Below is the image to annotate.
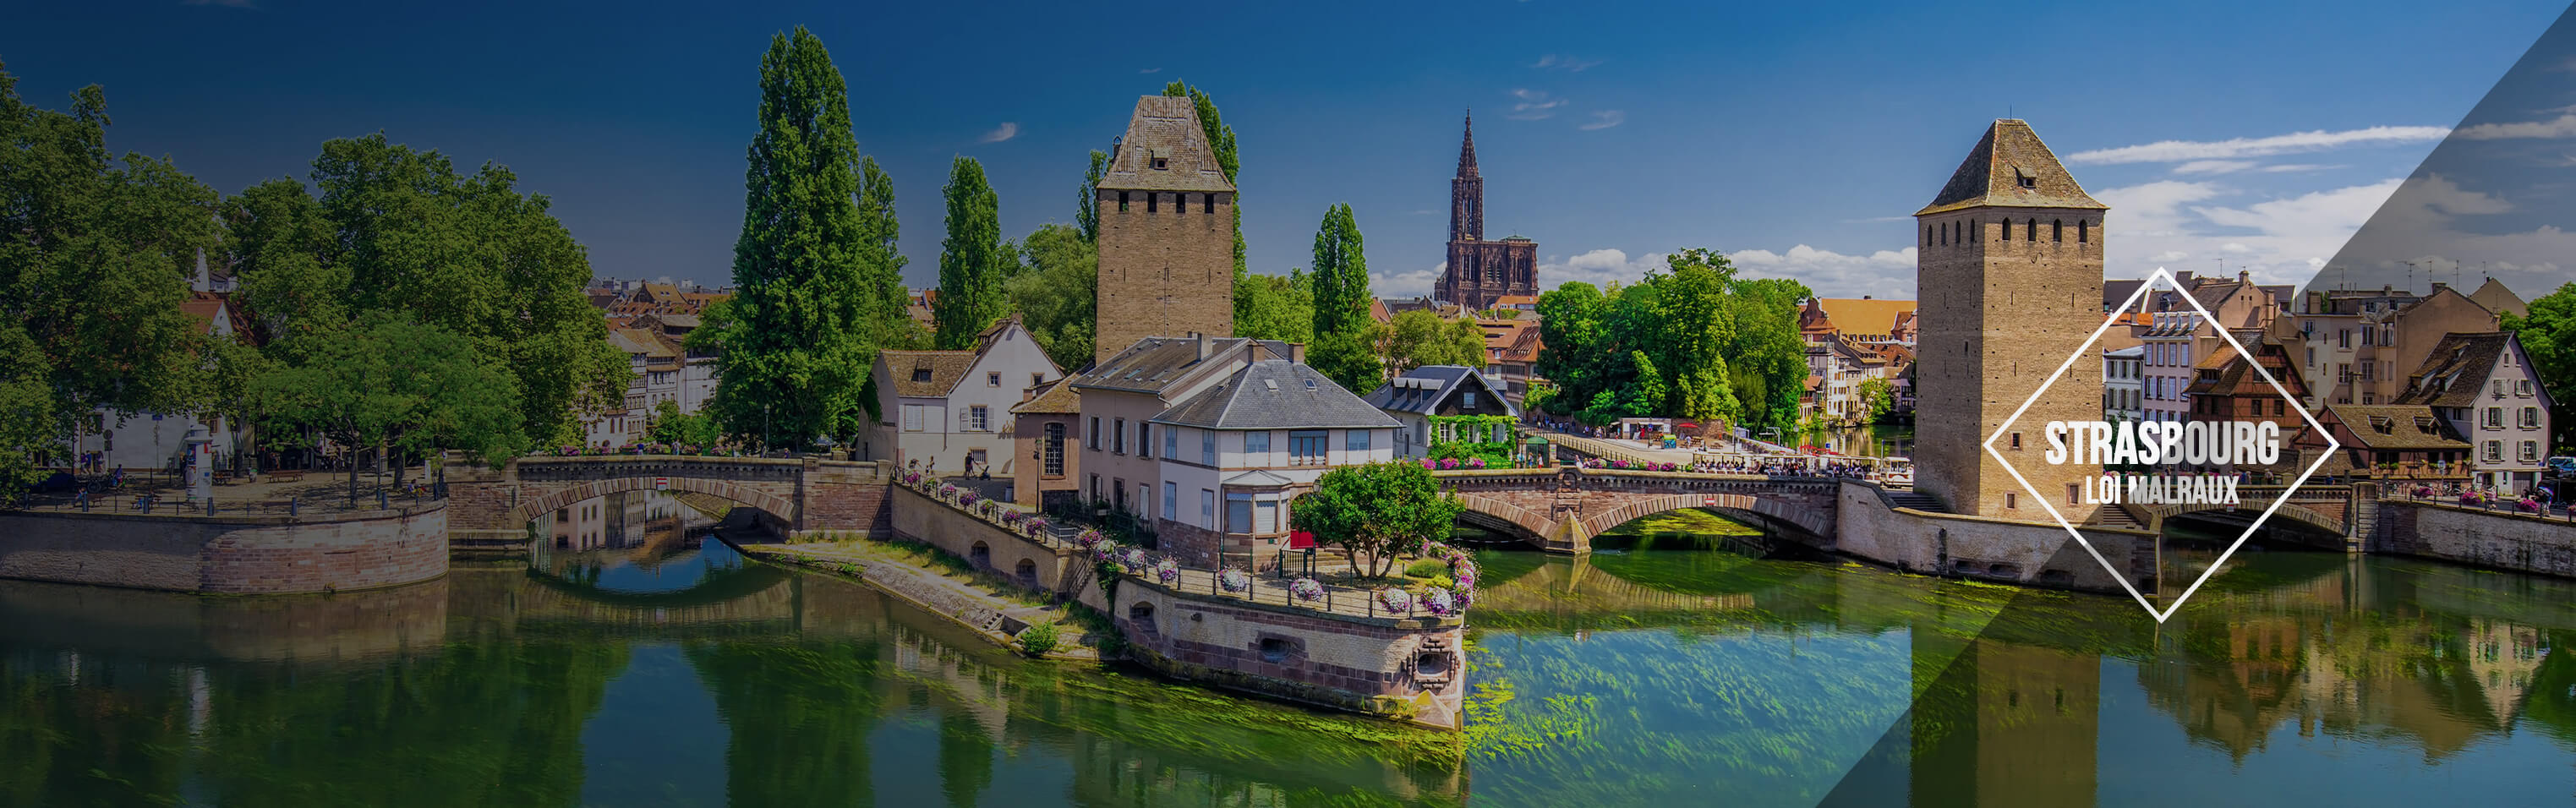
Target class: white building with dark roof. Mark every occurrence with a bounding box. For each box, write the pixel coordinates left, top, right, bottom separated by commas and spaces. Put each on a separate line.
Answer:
1362, 365, 1518, 458
2394, 331, 2552, 491
1148, 359, 1400, 569
869, 316, 1062, 472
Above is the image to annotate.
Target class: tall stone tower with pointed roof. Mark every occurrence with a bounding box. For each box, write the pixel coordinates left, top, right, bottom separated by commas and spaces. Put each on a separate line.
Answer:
1914, 119, 2106, 520
1438, 112, 1539, 311
1094, 96, 1238, 365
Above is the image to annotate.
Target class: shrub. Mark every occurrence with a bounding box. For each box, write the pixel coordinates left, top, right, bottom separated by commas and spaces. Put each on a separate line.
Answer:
1018, 622, 1060, 656
1403, 559, 1449, 579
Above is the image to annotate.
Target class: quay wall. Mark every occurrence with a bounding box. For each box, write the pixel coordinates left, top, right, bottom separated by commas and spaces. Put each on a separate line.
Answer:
883, 483, 1465, 728
0, 503, 449, 594
1835, 481, 2148, 593
2375, 500, 2576, 577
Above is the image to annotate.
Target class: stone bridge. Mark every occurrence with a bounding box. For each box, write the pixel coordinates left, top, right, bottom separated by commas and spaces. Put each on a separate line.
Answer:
1433, 468, 1840, 554
443, 454, 892, 542
2119, 483, 2369, 549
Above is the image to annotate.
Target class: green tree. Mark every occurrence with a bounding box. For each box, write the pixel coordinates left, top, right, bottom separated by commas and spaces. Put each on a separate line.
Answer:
708, 27, 886, 449
645, 400, 720, 447
1007, 223, 1097, 371
857, 156, 917, 349
1857, 376, 1896, 423
1309, 204, 1370, 338
1234, 270, 1315, 345
1289, 461, 1465, 579
253, 314, 522, 500
0, 64, 228, 494
935, 156, 1009, 349
1309, 325, 1389, 396
1075, 149, 1108, 243
1387, 310, 1489, 371
2504, 284, 2576, 452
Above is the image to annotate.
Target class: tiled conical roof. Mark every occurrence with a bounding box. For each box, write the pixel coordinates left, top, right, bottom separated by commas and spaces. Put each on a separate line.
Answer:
1917, 119, 2106, 216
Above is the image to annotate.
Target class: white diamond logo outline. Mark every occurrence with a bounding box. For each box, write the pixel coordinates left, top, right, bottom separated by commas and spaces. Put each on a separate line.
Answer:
1978, 266, 2341, 623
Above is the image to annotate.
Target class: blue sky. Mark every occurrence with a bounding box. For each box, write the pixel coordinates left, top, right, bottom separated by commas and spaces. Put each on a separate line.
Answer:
6, 0, 2567, 298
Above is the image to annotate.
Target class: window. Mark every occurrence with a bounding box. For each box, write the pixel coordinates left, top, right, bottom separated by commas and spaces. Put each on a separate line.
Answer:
2005, 492, 2018, 509
2002, 219, 2012, 241
1162, 482, 1176, 520
1088, 417, 1100, 450
2009, 432, 2023, 450
1227, 493, 1252, 534
2487, 407, 2504, 429
2026, 218, 2037, 241
1175, 193, 1188, 214
2524, 441, 2540, 462
1043, 423, 1064, 476
968, 406, 989, 431
2016, 172, 2037, 189
1031, 373, 1045, 388
2526, 407, 2542, 429
1289, 430, 1328, 465
1117, 191, 1129, 212
2272, 400, 2284, 417
1138, 423, 1151, 458
1204, 194, 1215, 215
1200, 489, 1215, 529
2066, 483, 2081, 505
2488, 441, 2504, 461
1256, 499, 1278, 532
1463, 390, 1477, 410
987, 372, 1001, 387
1113, 418, 1125, 454
2053, 219, 2063, 242
903, 404, 925, 432
1201, 431, 1216, 466
2078, 220, 2088, 243
1245, 430, 1270, 455
1163, 427, 1178, 458
2519, 379, 2535, 396
1151, 156, 1168, 170
1147, 192, 1158, 213
912, 368, 933, 382
1347, 430, 1372, 452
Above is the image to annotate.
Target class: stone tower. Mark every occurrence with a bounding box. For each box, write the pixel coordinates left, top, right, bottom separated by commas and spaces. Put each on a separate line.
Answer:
1437, 112, 1539, 311
1095, 96, 1237, 365
1913, 120, 2105, 520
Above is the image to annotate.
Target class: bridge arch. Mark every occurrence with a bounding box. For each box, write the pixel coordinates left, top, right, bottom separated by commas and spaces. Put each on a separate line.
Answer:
1454, 494, 1556, 543
1578, 493, 1836, 543
505, 475, 799, 529
2133, 499, 2346, 538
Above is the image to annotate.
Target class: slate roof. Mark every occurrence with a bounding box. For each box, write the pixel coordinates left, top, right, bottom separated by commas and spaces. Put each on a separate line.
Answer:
1098, 96, 1235, 194
2470, 278, 2529, 319
1151, 360, 1402, 431
1362, 365, 1520, 418
1074, 336, 1289, 395
2327, 404, 2469, 450
1917, 119, 2107, 216
1011, 376, 1082, 416
2394, 332, 2512, 408
880, 349, 978, 397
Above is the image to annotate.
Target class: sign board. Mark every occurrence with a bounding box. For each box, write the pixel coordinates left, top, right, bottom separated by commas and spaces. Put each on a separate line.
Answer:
654, 477, 670, 490
1703, 496, 1717, 507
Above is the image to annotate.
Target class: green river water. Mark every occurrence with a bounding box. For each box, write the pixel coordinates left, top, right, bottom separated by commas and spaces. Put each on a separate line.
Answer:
8, 525, 2576, 806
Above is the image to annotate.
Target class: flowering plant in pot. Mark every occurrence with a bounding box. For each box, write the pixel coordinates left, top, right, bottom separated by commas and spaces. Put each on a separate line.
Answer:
2519, 497, 2545, 513
1218, 567, 1252, 593
1118, 547, 1149, 573
1419, 587, 1459, 616
1153, 559, 1181, 585
1075, 529, 1105, 549
1289, 576, 1326, 601
1376, 587, 1414, 613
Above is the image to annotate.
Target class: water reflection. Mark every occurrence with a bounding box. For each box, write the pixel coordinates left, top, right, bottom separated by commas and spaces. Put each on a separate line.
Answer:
7, 528, 2576, 805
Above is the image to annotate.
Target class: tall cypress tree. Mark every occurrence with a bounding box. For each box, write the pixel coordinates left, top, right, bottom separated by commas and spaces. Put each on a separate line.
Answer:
711, 26, 878, 449
1310, 203, 1369, 336
934, 156, 1008, 349
856, 156, 912, 347
1075, 149, 1108, 243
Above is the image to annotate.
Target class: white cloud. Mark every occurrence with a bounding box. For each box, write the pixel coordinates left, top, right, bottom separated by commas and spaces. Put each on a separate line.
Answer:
1729, 245, 1918, 298
2174, 160, 2257, 175
1139, 67, 1162, 74
1371, 263, 1447, 298
2097, 178, 2400, 285
1507, 88, 1566, 120
2093, 180, 2223, 238
1579, 110, 1624, 130
2260, 163, 2339, 172
977, 122, 1019, 143
1532, 53, 1601, 72
2455, 113, 2576, 139
2066, 125, 2448, 165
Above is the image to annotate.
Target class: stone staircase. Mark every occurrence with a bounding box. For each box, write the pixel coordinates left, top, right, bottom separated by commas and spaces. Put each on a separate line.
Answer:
2092, 504, 2147, 530
1884, 490, 1946, 513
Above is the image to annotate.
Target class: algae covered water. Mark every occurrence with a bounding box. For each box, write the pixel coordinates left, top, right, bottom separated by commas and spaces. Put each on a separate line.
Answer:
7, 532, 2576, 805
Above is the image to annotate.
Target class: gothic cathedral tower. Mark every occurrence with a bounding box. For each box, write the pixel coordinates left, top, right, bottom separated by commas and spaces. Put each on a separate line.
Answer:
1094, 96, 1237, 365
1913, 120, 2105, 520
1438, 112, 1538, 311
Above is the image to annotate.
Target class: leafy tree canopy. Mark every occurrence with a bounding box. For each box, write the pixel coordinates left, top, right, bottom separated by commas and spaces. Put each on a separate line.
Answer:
1289, 461, 1464, 578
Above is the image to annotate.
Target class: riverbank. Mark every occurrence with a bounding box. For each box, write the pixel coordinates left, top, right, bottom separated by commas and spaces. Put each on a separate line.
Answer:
730, 537, 1105, 662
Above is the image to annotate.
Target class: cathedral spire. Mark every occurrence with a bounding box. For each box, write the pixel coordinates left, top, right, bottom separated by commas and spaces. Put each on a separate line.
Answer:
1457, 110, 1479, 177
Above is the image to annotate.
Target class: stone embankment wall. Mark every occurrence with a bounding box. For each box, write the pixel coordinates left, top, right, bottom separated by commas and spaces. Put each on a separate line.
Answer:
0, 504, 449, 594
885, 486, 1466, 729
1835, 481, 2148, 593
2375, 500, 2576, 577
1113, 581, 1467, 729
0, 575, 448, 663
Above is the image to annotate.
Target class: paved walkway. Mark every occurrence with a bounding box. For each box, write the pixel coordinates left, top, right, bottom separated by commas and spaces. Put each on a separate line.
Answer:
741, 540, 1097, 660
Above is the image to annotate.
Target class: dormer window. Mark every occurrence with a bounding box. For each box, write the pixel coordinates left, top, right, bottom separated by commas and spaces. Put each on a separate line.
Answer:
1151, 157, 1168, 170
912, 368, 933, 383
2015, 170, 2037, 189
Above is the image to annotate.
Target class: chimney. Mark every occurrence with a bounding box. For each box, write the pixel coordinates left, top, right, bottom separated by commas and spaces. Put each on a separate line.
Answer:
1289, 341, 1307, 364
1196, 331, 1211, 360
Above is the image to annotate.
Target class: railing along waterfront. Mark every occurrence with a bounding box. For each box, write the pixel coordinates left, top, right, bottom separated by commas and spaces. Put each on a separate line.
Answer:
900, 474, 1464, 622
